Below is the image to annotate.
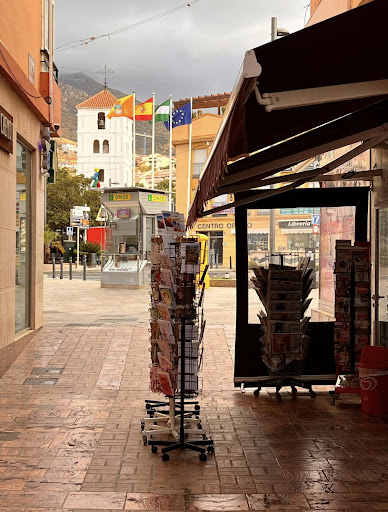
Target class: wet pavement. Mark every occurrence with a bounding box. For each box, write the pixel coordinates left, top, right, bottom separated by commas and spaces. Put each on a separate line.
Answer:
0, 321, 386, 511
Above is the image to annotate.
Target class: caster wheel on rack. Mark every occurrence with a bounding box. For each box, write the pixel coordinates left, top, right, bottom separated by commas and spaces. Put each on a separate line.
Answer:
291, 386, 297, 398
195, 405, 200, 411
162, 453, 170, 461
149, 413, 154, 418
309, 389, 316, 399
199, 453, 207, 461
276, 392, 281, 403
151, 445, 158, 454
207, 445, 215, 453
145, 403, 151, 410
198, 422, 203, 429
254, 387, 261, 397
142, 435, 147, 445
202, 434, 208, 440
140, 422, 145, 431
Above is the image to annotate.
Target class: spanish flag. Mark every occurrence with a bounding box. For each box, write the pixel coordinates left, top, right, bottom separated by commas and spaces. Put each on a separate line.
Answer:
135, 97, 153, 120
107, 95, 134, 119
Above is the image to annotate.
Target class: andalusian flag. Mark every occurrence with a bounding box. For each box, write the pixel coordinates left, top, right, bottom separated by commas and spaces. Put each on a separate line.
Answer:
107, 95, 134, 119
135, 97, 153, 120
154, 99, 170, 122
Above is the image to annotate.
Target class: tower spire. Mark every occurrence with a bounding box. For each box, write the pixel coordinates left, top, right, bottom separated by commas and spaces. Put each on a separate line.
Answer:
97, 64, 113, 90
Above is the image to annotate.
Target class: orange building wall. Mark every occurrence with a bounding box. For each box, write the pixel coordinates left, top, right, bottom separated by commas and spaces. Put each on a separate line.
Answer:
0, 0, 42, 87
309, 0, 375, 25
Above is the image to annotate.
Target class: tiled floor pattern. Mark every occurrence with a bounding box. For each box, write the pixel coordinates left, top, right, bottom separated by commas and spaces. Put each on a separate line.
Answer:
0, 325, 386, 510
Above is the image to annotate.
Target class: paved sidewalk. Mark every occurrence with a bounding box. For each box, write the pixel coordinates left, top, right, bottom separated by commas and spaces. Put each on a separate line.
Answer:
0, 321, 387, 510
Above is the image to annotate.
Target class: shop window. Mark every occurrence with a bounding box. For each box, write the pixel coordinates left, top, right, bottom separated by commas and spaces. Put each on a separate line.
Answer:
103, 140, 109, 153
93, 140, 100, 153
16, 141, 31, 334
98, 112, 105, 129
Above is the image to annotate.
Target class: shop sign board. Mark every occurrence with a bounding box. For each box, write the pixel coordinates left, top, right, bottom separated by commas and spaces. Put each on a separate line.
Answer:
139, 191, 168, 214
0, 106, 13, 154
109, 193, 131, 201
280, 208, 313, 215
148, 194, 167, 203
212, 202, 235, 214
278, 219, 312, 230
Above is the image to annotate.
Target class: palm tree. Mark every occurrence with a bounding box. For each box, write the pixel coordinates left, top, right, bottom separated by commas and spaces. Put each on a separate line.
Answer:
44, 227, 65, 263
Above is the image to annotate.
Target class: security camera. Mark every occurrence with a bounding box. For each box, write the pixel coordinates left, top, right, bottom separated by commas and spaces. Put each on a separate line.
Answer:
54, 123, 61, 131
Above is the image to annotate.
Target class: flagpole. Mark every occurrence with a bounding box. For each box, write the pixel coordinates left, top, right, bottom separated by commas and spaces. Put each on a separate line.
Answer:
151, 92, 155, 189
169, 95, 173, 210
132, 91, 136, 186
186, 97, 193, 221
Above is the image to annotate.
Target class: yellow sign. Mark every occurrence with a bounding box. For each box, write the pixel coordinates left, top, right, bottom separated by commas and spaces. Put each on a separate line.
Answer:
109, 193, 131, 201
148, 194, 167, 203
20, 193, 26, 201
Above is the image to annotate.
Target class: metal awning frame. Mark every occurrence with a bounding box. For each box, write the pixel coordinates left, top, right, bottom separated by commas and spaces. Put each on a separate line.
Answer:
199, 130, 388, 217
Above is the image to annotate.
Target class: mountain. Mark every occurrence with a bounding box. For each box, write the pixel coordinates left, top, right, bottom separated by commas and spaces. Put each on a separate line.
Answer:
58, 72, 171, 155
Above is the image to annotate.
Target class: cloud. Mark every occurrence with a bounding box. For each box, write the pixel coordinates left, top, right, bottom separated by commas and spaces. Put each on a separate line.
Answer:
55, 0, 308, 100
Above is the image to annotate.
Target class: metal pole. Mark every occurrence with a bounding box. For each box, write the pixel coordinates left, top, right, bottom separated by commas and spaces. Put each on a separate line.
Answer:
269, 17, 277, 260
168, 95, 173, 210
52, 254, 55, 278
230, 255, 232, 270
216, 253, 219, 269
83, 254, 87, 281
151, 92, 155, 189
180, 318, 185, 443
60, 257, 63, 279
69, 257, 73, 280
133, 91, 136, 186
77, 226, 80, 268
143, 131, 146, 155
186, 97, 193, 220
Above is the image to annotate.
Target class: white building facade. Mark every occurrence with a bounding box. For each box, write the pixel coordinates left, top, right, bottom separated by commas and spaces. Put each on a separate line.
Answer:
76, 89, 133, 187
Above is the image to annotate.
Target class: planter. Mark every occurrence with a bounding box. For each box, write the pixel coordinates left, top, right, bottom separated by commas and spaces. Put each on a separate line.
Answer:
87, 252, 97, 267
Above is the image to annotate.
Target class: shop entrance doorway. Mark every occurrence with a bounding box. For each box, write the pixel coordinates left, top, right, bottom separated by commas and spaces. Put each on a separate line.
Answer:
375, 206, 388, 348
199, 231, 223, 267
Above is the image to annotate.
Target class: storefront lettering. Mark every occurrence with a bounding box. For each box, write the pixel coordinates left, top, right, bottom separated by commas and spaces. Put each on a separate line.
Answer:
0, 107, 13, 154
197, 221, 253, 230
109, 193, 131, 201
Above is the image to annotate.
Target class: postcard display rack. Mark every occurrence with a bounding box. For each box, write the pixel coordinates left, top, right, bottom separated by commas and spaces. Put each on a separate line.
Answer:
251, 258, 316, 402
330, 240, 371, 404
141, 232, 214, 461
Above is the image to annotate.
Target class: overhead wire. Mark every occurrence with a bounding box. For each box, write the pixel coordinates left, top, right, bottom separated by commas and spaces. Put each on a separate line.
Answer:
55, 1, 201, 53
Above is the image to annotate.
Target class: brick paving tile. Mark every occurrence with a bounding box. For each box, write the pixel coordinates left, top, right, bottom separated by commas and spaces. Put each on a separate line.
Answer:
0, 325, 386, 511
64, 491, 126, 509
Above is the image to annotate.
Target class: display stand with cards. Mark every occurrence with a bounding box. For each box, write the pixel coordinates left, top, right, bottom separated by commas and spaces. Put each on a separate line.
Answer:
141, 213, 213, 461
251, 256, 316, 402
330, 240, 371, 404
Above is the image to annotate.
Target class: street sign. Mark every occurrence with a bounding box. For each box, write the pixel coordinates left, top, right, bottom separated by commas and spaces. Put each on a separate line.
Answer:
312, 214, 320, 225
66, 226, 73, 236
70, 206, 90, 228
313, 224, 320, 235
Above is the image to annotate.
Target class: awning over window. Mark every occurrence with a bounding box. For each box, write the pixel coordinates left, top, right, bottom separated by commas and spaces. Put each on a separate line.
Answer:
188, 0, 388, 227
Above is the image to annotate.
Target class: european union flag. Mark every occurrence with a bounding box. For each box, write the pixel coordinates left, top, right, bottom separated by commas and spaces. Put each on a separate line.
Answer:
165, 101, 192, 130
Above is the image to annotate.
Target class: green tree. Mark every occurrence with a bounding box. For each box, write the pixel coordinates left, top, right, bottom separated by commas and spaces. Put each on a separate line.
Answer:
156, 178, 176, 203
46, 166, 101, 233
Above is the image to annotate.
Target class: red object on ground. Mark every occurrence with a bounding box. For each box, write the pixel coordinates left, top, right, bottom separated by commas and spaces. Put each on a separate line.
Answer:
358, 346, 388, 415
87, 227, 106, 249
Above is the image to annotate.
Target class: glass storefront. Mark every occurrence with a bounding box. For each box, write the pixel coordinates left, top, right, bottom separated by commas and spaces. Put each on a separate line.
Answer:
15, 141, 31, 334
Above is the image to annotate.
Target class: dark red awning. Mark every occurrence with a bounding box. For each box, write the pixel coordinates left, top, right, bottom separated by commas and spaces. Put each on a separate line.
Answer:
188, 0, 388, 226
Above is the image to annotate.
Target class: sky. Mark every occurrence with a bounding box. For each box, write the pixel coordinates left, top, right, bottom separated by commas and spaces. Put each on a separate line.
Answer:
55, 0, 310, 102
